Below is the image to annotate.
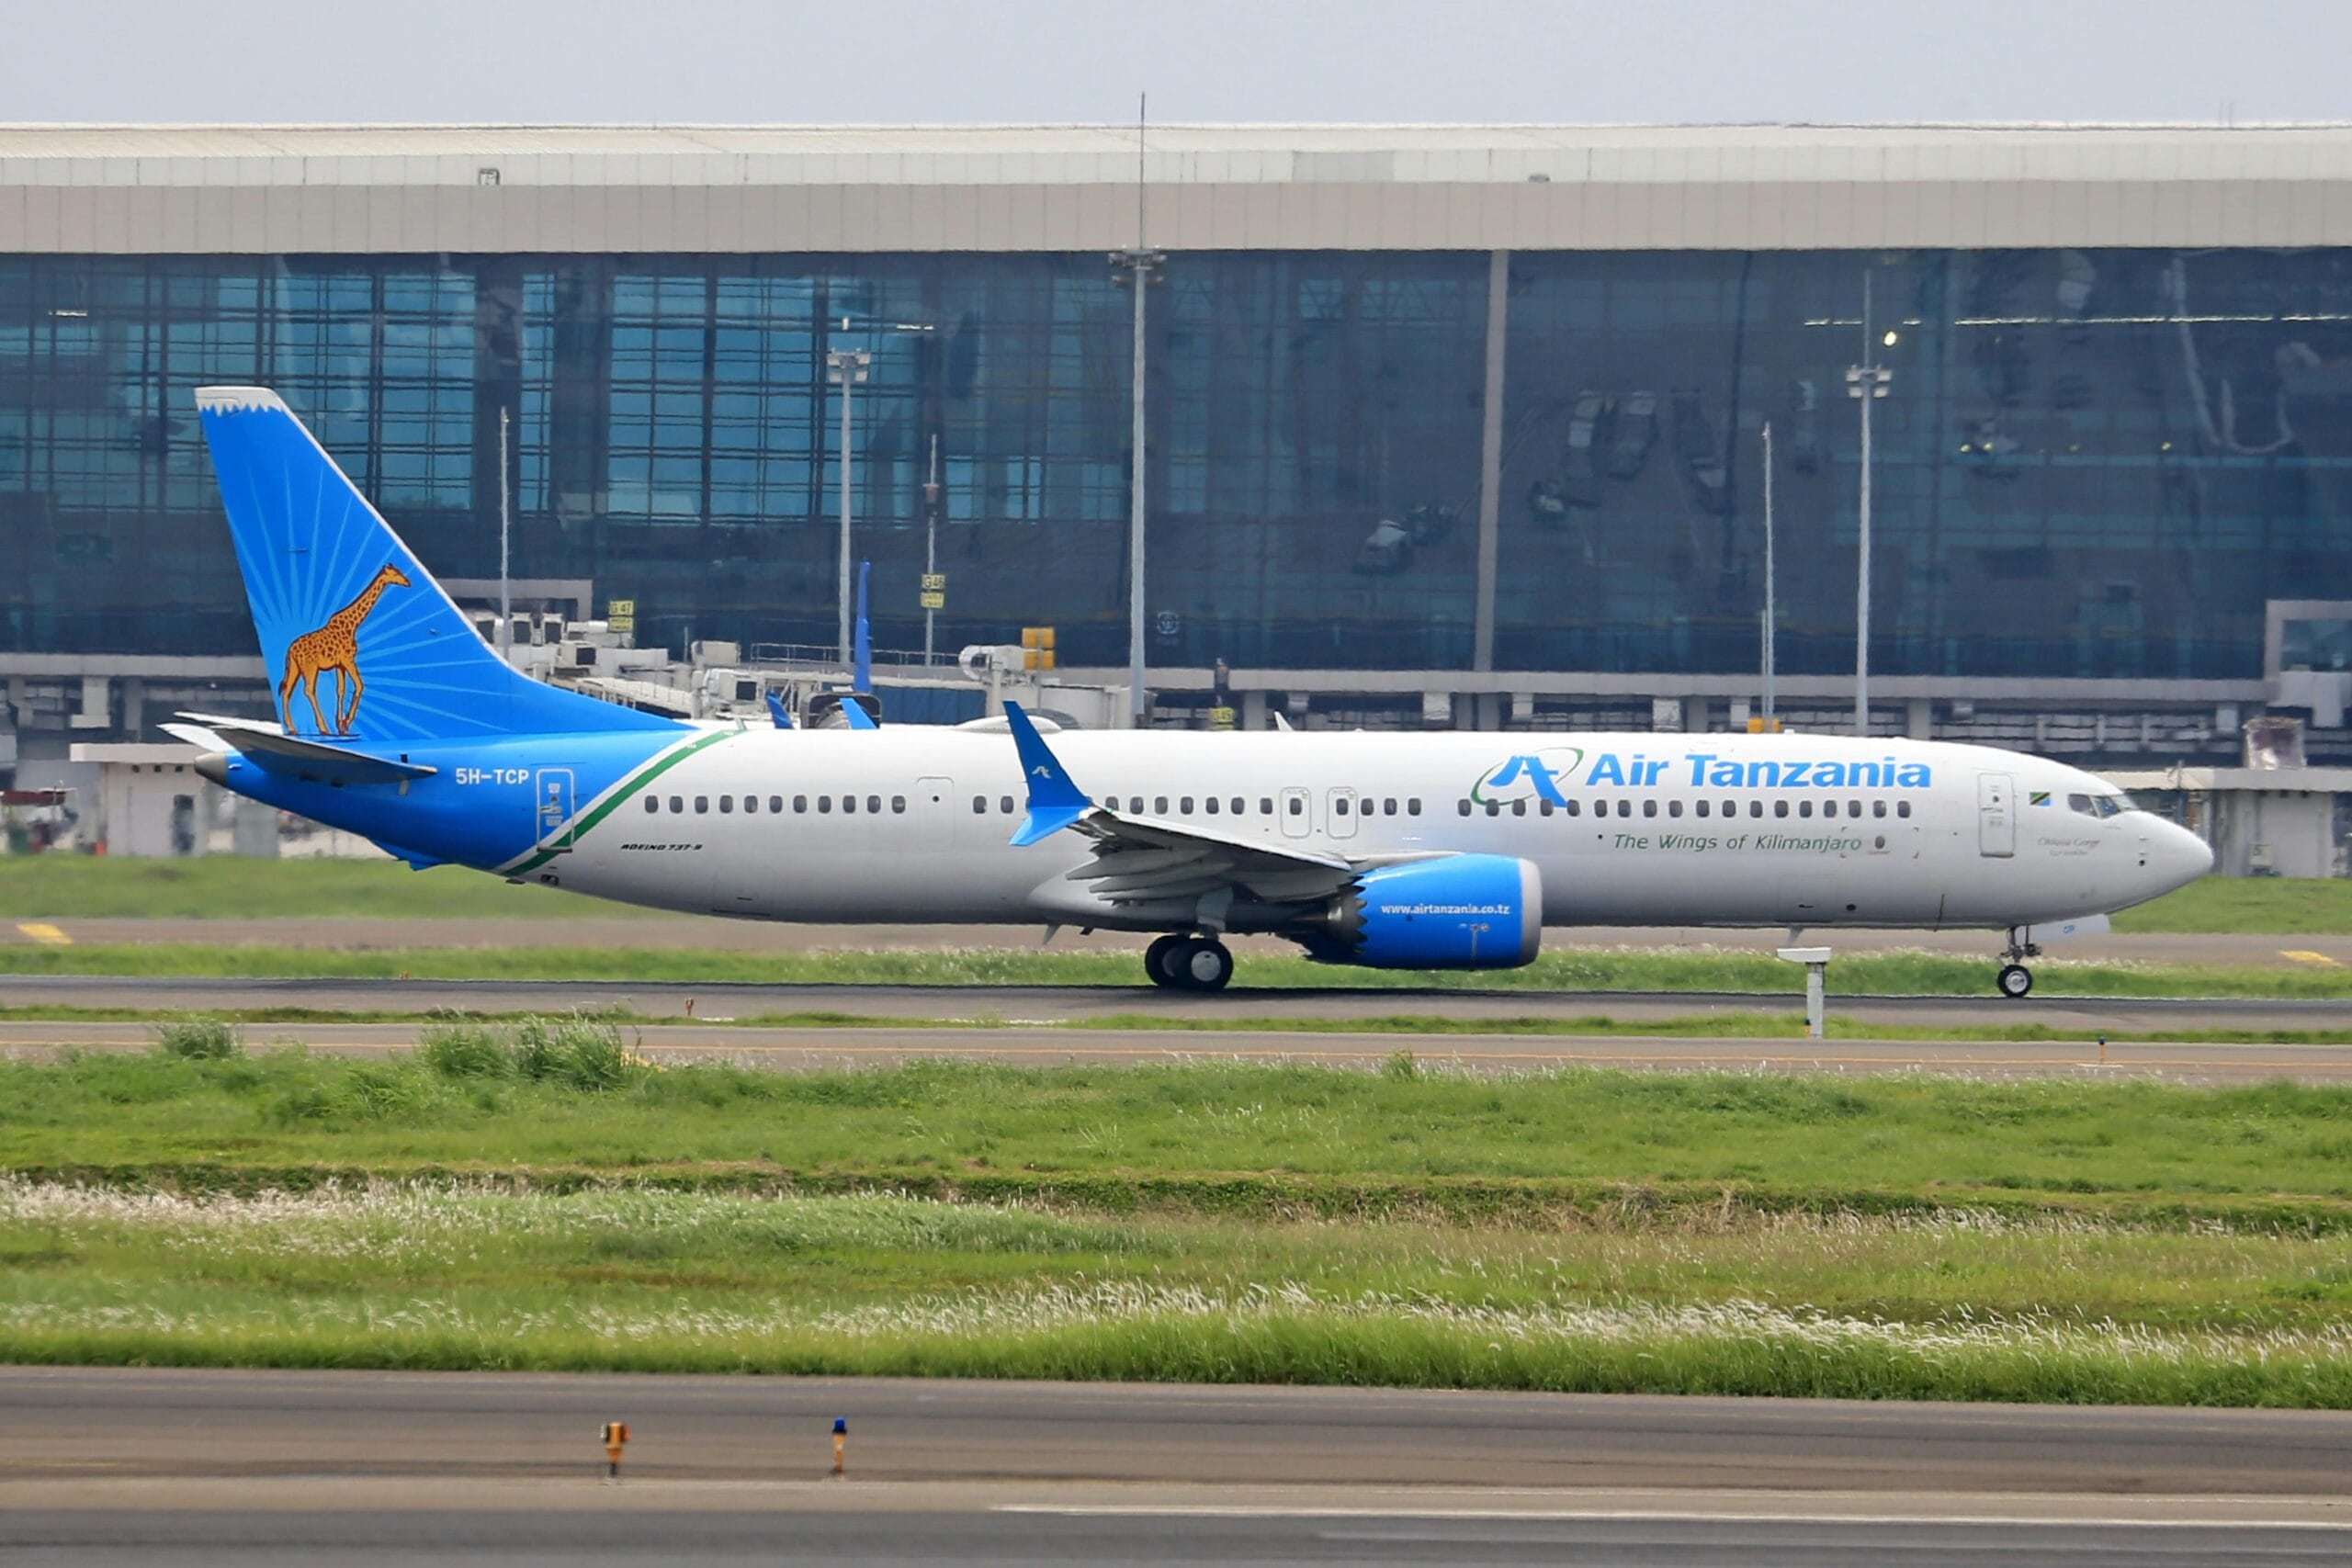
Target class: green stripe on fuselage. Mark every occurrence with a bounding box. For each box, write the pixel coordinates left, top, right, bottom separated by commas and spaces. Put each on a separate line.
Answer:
502, 727, 735, 877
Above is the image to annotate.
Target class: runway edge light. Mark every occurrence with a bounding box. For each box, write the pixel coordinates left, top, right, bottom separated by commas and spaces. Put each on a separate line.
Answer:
601, 1420, 628, 1481
832, 1416, 847, 1477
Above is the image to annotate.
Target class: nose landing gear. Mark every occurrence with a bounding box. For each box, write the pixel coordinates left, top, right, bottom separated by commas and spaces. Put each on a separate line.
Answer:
1144, 932, 1235, 991
1995, 927, 2041, 998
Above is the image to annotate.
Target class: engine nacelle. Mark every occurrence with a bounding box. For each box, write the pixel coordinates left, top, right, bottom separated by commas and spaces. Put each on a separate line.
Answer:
1297, 854, 1543, 970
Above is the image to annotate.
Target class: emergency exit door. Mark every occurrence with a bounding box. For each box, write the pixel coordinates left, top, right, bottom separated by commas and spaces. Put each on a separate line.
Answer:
534, 769, 575, 853
1977, 772, 2015, 858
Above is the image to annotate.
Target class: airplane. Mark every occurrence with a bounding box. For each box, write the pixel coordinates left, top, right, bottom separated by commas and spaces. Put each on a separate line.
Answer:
170, 387, 2213, 998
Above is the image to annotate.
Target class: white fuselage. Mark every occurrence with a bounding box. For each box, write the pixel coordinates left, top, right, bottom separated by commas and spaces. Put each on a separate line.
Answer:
536, 726, 2211, 934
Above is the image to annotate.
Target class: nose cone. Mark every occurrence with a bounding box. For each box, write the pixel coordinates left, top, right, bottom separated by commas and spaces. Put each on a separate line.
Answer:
192, 750, 232, 786
2151, 819, 2214, 892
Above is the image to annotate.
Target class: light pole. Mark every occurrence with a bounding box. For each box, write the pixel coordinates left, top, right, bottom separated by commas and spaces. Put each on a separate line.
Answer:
1845, 270, 1892, 739
826, 344, 872, 669
1111, 244, 1162, 728
921, 433, 940, 667
1759, 420, 1775, 723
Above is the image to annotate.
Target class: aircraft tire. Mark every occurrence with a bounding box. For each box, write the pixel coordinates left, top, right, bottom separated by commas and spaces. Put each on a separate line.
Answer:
1175, 938, 1235, 992
1996, 963, 2033, 999
1144, 934, 1185, 988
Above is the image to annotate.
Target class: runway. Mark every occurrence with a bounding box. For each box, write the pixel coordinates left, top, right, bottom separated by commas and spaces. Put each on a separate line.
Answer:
2, 1369, 2346, 1565
6, 1015, 2352, 1081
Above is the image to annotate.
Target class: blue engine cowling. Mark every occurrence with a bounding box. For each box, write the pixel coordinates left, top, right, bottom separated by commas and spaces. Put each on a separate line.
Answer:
1297, 853, 1543, 970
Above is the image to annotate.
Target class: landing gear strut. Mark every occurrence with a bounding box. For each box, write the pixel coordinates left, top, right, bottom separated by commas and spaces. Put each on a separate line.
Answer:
1145, 933, 1234, 991
1996, 927, 2040, 999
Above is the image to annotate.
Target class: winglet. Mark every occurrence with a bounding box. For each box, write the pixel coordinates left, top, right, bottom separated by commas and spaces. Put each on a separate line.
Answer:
840, 696, 878, 731
764, 690, 795, 729
1003, 701, 1092, 846
852, 558, 872, 694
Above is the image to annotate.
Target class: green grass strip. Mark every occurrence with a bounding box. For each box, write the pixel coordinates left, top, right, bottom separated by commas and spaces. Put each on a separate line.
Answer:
4, 942, 2349, 998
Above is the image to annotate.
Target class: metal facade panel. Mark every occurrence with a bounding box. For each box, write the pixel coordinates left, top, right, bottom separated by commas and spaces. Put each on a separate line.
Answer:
930, 182, 977, 250
1239, 181, 1283, 249
53, 186, 95, 252
838, 183, 881, 248
2014, 179, 2055, 246
1036, 183, 1079, 251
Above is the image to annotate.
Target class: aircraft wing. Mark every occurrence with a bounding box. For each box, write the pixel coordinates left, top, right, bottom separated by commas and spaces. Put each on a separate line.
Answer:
1001, 703, 1359, 910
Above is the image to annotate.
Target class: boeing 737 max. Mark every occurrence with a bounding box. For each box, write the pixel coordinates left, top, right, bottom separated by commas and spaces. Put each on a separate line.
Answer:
172, 388, 2213, 996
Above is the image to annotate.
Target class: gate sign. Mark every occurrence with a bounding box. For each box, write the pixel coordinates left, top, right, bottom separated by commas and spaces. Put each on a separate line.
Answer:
606, 598, 634, 633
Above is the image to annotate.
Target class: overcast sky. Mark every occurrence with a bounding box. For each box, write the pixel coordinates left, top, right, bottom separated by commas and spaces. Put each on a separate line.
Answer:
7, 0, 2346, 126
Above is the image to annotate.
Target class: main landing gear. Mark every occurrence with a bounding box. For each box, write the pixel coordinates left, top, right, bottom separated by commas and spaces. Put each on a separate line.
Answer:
1996, 927, 2041, 999
1145, 932, 1235, 991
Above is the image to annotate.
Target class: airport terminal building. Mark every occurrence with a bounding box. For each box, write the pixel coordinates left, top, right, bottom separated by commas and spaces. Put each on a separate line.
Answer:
4, 122, 2352, 770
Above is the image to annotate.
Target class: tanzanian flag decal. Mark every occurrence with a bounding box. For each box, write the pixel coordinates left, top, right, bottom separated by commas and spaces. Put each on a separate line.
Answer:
2029, 790, 2052, 806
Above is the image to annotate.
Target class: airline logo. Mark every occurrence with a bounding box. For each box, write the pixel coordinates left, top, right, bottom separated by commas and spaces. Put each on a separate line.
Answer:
1471, 748, 1584, 807
1476, 748, 1935, 797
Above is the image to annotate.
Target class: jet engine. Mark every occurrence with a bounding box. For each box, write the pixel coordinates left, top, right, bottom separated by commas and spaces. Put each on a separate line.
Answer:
1296, 854, 1543, 970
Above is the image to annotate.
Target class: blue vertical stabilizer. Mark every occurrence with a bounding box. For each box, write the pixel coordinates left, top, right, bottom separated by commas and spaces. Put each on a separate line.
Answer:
196, 387, 681, 743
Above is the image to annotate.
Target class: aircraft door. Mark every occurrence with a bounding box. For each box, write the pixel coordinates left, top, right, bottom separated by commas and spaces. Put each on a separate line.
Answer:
534, 769, 576, 853
1279, 787, 1310, 840
1977, 772, 2015, 858
914, 775, 956, 851
1326, 786, 1359, 840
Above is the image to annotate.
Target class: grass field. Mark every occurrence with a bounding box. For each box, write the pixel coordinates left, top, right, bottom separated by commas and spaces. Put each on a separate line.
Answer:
5, 858, 2349, 935
6, 940, 2351, 998
6, 1036, 2352, 1403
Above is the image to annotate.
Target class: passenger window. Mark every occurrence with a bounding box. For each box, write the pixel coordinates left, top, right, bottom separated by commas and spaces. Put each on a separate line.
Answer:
1774, 800, 1789, 818
1565, 799, 1580, 818
1486, 800, 1501, 818
1821, 800, 1837, 819
719, 795, 733, 814
1511, 799, 1527, 817
1458, 800, 1472, 817
1748, 800, 1762, 818
668, 795, 683, 814
1204, 796, 1220, 815
794, 795, 807, 813
1804, 800, 1819, 818
1407, 798, 1420, 816
1181, 795, 1195, 814
1618, 801, 1633, 818
1643, 799, 1657, 818
1849, 799, 1861, 818
1157, 796, 1170, 815
1260, 798, 1274, 815
742, 796, 757, 815
770, 796, 783, 814
1873, 800, 1887, 818
695, 795, 709, 814
1001, 795, 1014, 814
644, 796, 658, 814
891, 795, 906, 814
1289, 797, 1304, 816
1695, 800, 1710, 818
1668, 800, 1683, 818
1724, 799, 1736, 818
819, 796, 832, 814
866, 795, 880, 814
973, 795, 987, 814
1539, 798, 1555, 817
1232, 797, 1245, 816
842, 795, 856, 815
1897, 800, 1913, 818
1332, 797, 1347, 816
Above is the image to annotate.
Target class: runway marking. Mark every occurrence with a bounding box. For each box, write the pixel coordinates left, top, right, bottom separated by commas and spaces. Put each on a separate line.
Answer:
998, 1504, 2352, 1529
2282, 950, 2342, 967
15, 922, 70, 946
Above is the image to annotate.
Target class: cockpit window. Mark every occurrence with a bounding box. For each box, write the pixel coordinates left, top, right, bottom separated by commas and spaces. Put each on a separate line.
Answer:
2093, 794, 2134, 818
2067, 793, 2096, 816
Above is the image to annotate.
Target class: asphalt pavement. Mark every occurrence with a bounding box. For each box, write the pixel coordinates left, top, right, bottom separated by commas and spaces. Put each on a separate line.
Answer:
2, 1370, 2346, 1566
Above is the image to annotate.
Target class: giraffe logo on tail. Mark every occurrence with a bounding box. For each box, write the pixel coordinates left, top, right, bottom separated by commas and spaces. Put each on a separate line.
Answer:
279, 563, 411, 734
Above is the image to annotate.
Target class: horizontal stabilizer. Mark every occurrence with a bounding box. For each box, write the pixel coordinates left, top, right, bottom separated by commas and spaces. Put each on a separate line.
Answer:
171, 710, 436, 785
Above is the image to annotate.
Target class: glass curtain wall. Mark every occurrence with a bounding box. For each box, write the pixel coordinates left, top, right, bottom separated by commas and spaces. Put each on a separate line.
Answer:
1, 248, 2347, 679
